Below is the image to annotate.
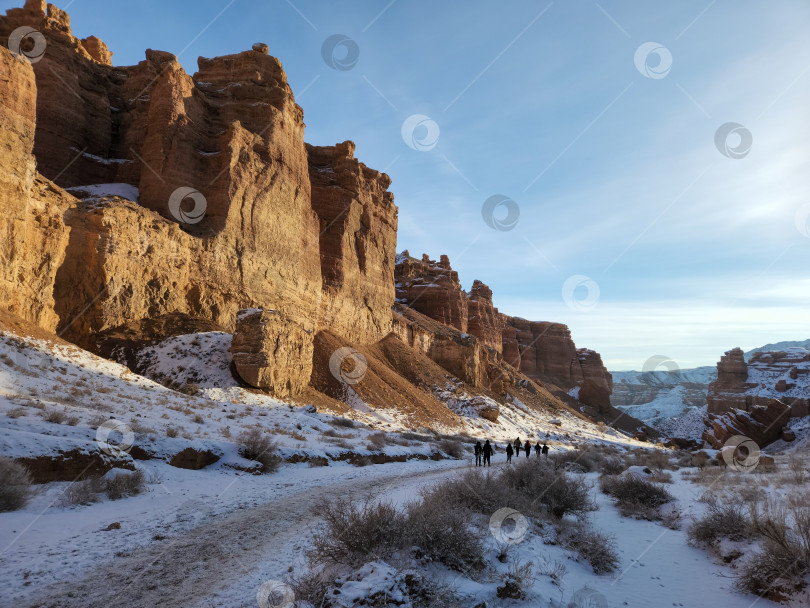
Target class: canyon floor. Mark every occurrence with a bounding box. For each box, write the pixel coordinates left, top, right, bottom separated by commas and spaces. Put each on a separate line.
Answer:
1, 323, 808, 607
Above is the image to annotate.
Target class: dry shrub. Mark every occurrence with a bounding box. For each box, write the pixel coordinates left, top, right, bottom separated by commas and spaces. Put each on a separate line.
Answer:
438, 438, 464, 459
42, 409, 67, 424
104, 470, 145, 500
688, 500, 753, 545
308, 456, 329, 467
311, 498, 407, 567
0, 458, 33, 512
497, 559, 535, 600
237, 428, 281, 473
7, 407, 27, 419
559, 521, 619, 573
367, 432, 388, 450
600, 473, 674, 520
406, 492, 484, 571
738, 501, 810, 601
329, 417, 356, 429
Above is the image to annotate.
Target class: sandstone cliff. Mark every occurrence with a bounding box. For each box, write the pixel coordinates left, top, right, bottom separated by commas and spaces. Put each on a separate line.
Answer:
394, 251, 613, 398
0, 1, 396, 374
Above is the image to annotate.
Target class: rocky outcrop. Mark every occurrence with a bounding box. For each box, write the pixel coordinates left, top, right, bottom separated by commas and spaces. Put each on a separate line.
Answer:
703, 399, 793, 450
395, 252, 469, 332
229, 309, 314, 397
467, 280, 505, 352
308, 141, 398, 344
706, 347, 810, 417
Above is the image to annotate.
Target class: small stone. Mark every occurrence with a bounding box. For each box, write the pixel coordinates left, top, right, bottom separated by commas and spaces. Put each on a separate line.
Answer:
252, 43, 269, 54
104, 522, 121, 531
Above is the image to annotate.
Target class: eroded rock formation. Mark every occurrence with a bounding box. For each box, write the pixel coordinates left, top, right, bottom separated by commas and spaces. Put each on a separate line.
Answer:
703, 399, 793, 450
707, 347, 810, 417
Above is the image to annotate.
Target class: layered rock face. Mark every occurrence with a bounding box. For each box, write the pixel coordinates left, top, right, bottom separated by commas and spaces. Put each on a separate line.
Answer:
394, 252, 613, 399
308, 141, 398, 343
706, 347, 810, 417
0, 44, 70, 331
0, 1, 396, 387
703, 399, 793, 450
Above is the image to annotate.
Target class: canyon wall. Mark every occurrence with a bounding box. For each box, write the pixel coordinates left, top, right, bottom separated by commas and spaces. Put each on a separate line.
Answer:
394, 252, 613, 399
0, 1, 396, 367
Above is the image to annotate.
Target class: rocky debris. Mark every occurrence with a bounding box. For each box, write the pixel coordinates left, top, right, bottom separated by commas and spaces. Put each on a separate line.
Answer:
703, 399, 792, 450
229, 309, 314, 398
251, 42, 268, 54
14, 449, 134, 483
167, 448, 220, 470
707, 347, 810, 417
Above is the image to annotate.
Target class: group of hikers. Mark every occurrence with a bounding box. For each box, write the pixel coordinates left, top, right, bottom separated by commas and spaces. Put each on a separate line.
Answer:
473, 436, 550, 467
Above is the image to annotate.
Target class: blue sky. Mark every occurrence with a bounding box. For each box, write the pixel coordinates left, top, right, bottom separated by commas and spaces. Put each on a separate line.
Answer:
6, 0, 810, 369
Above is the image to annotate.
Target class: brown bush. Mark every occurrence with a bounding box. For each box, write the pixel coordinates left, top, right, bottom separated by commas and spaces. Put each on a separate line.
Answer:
0, 458, 33, 512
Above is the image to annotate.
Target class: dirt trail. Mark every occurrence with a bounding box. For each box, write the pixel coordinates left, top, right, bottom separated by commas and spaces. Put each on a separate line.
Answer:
22, 464, 469, 608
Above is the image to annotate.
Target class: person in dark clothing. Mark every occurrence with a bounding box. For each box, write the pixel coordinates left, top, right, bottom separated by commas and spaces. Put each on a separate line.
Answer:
482, 440, 493, 466
514, 437, 521, 454
541, 443, 549, 455
474, 441, 482, 467
524, 440, 531, 458
505, 442, 513, 463
534, 442, 541, 457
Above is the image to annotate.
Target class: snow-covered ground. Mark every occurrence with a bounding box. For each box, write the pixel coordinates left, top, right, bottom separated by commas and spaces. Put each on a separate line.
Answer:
1, 328, 806, 607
